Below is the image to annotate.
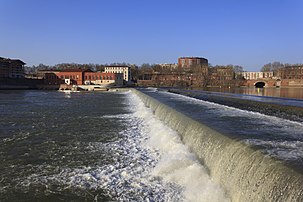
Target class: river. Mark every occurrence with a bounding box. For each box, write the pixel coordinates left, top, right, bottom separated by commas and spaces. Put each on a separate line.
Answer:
0, 90, 229, 201
1, 88, 302, 201
197, 87, 303, 100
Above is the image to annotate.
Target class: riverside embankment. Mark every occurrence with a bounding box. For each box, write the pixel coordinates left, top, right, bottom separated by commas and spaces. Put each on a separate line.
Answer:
168, 88, 303, 122
0, 78, 43, 90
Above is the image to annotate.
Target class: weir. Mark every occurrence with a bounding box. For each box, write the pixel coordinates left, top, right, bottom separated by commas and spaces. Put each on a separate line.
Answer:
133, 89, 303, 202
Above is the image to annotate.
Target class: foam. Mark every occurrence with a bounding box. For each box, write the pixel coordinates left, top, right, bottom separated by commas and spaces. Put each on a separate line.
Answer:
16, 91, 229, 201
158, 91, 303, 162
162, 91, 303, 127
244, 139, 303, 161
132, 91, 230, 202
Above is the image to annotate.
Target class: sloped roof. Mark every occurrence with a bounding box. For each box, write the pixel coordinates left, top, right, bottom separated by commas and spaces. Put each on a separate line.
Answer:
0, 57, 26, 65
59, 68, 93, 72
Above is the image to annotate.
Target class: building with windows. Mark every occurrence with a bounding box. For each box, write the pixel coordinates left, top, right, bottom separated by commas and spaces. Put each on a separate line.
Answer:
41, 69, 88, 85
42, 68, 123, 86
241, 72, 273, 80
209, 66, 235, 87
104, 66, 131, 84
178, 57, 208, 69
278, 66, 303, 80
0, 57, 25, 78
84, 72, 123, 86
158, 63, 178, 71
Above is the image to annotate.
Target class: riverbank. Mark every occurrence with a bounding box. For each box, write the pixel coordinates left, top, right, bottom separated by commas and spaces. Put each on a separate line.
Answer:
0, 78, 43, 90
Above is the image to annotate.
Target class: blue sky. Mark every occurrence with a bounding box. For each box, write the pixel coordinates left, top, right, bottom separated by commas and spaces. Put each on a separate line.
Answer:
0, 0, 302, 71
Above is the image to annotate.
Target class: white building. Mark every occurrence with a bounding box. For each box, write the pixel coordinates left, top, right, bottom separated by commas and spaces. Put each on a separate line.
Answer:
241, 72, 273, 80
104, 66, 131, 84
158, 63, 178, 70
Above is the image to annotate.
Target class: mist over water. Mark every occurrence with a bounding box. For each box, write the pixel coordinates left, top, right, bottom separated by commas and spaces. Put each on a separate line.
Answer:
0, 90, 229, 201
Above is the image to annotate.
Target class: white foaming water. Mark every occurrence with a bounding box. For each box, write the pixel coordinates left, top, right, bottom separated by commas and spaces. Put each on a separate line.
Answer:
244, 139, 303, 161
132, 91, 230, 202
163, 91, 303, 127
17, 91, 229, 202
159, 91, 303, 160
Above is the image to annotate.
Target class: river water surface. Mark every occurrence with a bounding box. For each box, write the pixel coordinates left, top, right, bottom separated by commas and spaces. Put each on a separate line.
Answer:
0, 90, 228, 201
200, 87, 303, 99
141, 88, 303, 172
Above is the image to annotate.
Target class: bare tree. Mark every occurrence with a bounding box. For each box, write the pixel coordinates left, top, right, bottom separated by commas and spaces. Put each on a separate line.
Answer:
261, 62, 285, 72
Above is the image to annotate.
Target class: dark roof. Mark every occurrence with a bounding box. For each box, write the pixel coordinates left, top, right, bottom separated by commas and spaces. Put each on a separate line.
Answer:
11, 59, 26, 65
178, 57, 208, 60
0, 57, 26, 65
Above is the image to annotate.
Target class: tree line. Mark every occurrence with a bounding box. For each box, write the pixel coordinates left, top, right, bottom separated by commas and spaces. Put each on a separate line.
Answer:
260, 61, 303, 72
24, 61, 303, 81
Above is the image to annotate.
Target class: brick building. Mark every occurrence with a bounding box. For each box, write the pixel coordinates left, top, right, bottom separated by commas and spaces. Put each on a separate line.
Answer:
151, 72, 192, 87
209, 67, 235, 87
42, 69, 123, 86
178, 57, 208, 69
42, 69, 89, 85
278, 66, 303, 80
0, 57, 25, 78
84, 72, 123, 86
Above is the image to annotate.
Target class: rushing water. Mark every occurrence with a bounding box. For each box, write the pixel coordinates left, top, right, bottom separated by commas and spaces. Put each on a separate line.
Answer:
141, 88, 303, 172
135, 88, 303, 201
0, 90, 229, 201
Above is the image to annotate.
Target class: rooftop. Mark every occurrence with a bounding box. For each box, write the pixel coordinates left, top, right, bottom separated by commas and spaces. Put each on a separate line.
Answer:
0, 57, 26, 65
178, 57, 208, 60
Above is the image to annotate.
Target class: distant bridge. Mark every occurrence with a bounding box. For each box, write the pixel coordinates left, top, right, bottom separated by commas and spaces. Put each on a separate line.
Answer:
244, 79, 279, 88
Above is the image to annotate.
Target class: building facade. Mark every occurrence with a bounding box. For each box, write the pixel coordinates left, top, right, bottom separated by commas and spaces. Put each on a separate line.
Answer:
209, 67, 235, 87
178, 57, 208, 69
0, 57, 25, 78
158, 63, 178, 71
42, 69, 123, 86
104, 66, 131, 84
241, 72, 273, 80
278, 66, 303, 80
42, 69, 88, 85
84, 72, 123, 86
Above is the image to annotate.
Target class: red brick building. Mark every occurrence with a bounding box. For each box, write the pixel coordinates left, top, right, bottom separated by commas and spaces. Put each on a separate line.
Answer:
278, 66, 303, 80
209, 67, 235, 87
0, 57, 25, 78
42, 69, 123, 86
43, 69, 90, 85
138, 71, 209, 87
178, 57, 208, 69
84, 72, 123, 85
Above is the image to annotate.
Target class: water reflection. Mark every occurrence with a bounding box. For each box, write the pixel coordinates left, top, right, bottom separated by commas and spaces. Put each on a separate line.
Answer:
199, 87, 303, 100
